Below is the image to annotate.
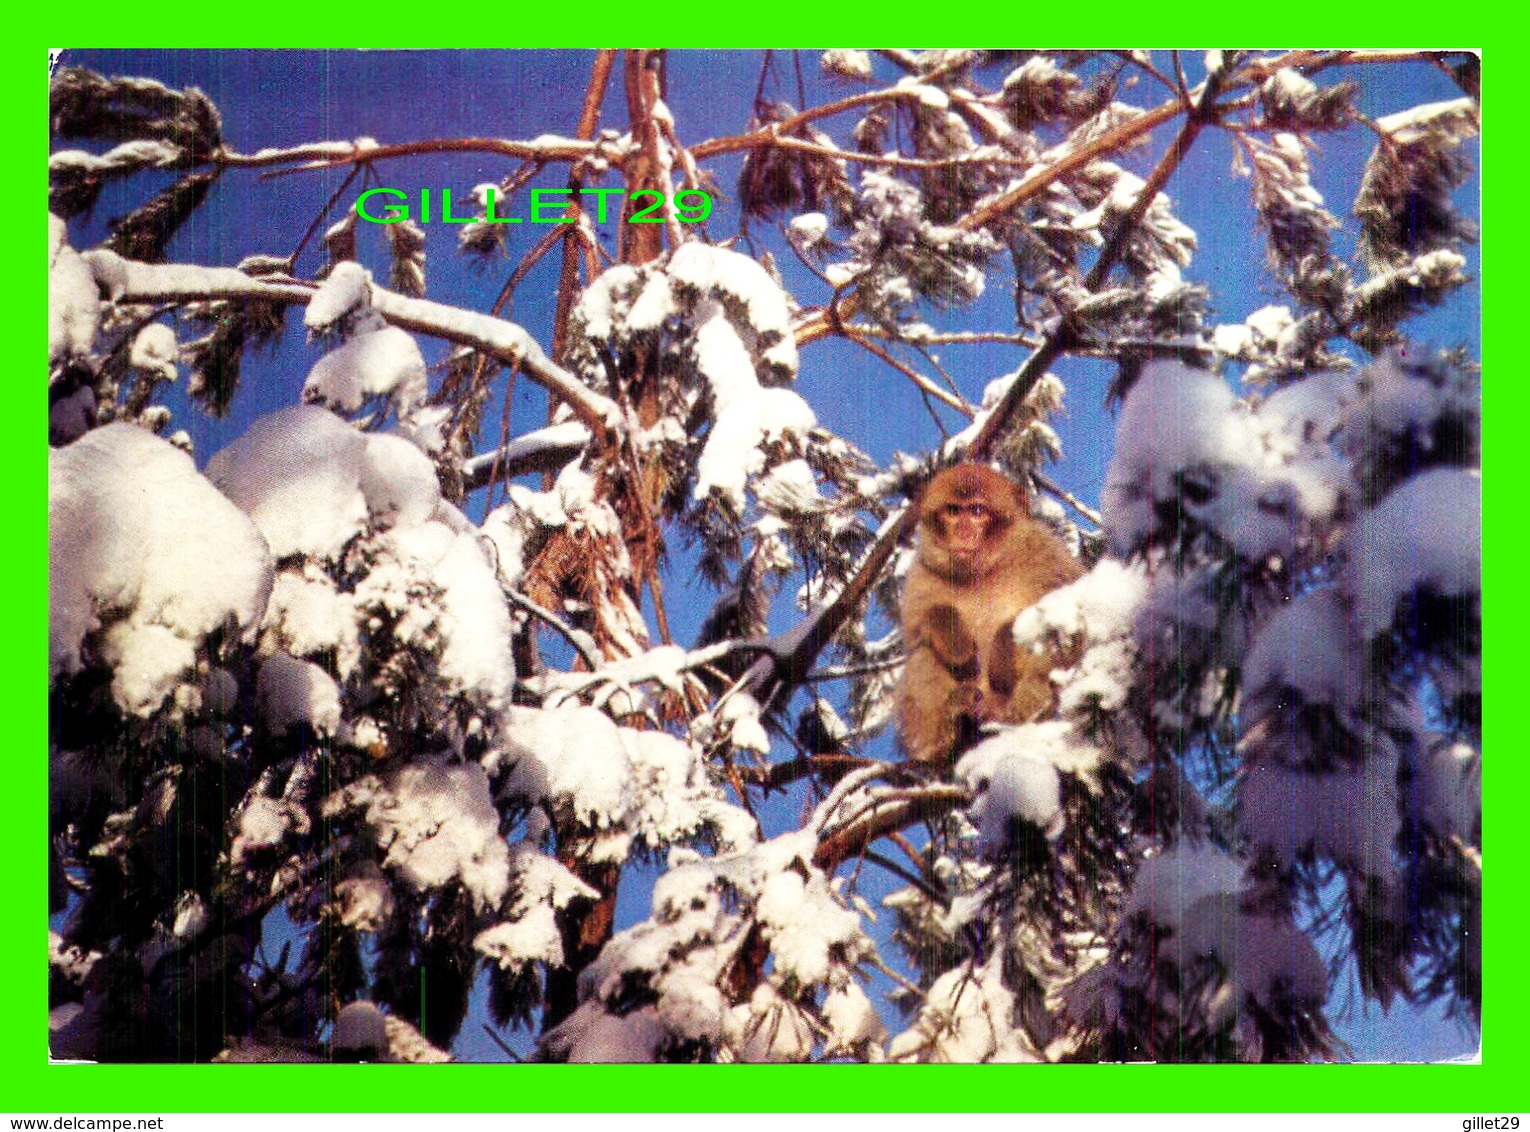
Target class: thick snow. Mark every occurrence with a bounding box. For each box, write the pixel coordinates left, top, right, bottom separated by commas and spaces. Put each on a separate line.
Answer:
128, 323, 179, 382
333, 860, 395, 931
625, 272, 677, 333
548, 847, 739, 1056
1008, 560, 1147, 717
1012, 556, 1146, 646
494, 462, 619, 548
757, 458, 822, 514
569, 249, 811, 514
1127, 842, 1247, 921
461, 421, 590, 493
49, 214, 100, 370
1349, 468, 1480, 638
755, 867, 862, 986
96, 623, 197, 719
552, 1006, 667, 1063
498, 705, 631, 826
332, 1001, 389, 1058
1242, 588, 1357, 706
1375, 97, 1480, 145
50, 424, 273, 715
695, 385, 817, 510
889, 953, 1020, 1063
1104, 361, 1356, 561
972, 750, 1061, 844
358, 432, 440, 529
474, 845, 599, 970
1256, 371, 1353, 454
50, 139, 181, 175
1422, 740, 1480, 843
822, 982, 886, 1054
207, 406, 371, 561
958, 723, 1102, 849
821, 49, 873, 81
619, 727, 713, 844
1120, 846, 1330, 1023
667, 243, 796, 371
713, 692, 771, 757
544, 827, 866, 1061
303, 325, 429, 415
1241, 748, 1400, 877
209, 409, 501, 701
1160, 891, 1329, 1017
353, 517, 515, 704
1103, 362, 1257, 553
1342, 355, 1476, 473
352, 762, 511, 911
260, 564, 361, 678
572, 264, 640, 342
235, 795, 292, 855
1070, 163, 1196, 267
788, 212, 830, 247
498, 704, 748, 853
383, 1015, 453, 1064
692, 300, 760, 405
727, 984, 816, 1062
305, 261, 372, 331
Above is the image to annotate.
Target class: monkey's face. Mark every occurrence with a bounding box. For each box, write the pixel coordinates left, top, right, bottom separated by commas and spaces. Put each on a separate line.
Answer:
916, 465, 1020, 584
933, 499, 1005, 578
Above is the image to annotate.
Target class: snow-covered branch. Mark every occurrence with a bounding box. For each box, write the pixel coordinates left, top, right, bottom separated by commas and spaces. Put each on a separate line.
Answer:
81, 250, 623, 436
220, 134, 598, 173
461, 421, 593, 491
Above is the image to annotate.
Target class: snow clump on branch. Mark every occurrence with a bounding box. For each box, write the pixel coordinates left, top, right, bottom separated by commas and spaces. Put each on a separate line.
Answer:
543, 830, 872, 1063
49, 213, 101, 372
567, 244, 819, 515
50, 423, 274, 716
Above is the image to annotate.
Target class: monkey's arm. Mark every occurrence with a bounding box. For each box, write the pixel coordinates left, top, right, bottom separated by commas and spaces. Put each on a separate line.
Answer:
988, 626, 1084, 724
912, 602, 981, 681
898, 644, 983, 763
986, 519, 1087, 723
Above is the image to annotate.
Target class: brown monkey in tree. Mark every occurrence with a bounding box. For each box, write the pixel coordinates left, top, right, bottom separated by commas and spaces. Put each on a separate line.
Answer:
898, 463, 1085, 763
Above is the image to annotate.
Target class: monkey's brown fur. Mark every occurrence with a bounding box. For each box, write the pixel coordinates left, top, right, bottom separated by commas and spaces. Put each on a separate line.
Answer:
897, 464, 1084, 763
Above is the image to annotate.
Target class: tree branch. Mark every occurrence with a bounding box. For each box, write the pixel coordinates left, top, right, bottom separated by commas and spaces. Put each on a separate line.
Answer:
461, 422, 592, 492
223, 135, 596, 176
83, 249, 623, 438
550, 50, 618, 364
813, 791, 967, 873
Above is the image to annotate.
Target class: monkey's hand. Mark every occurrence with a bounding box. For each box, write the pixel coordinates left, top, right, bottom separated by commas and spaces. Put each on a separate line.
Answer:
918, 603, 980, 681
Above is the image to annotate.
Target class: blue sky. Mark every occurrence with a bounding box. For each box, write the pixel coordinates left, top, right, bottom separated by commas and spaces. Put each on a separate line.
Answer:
53, 48, 1480, 1063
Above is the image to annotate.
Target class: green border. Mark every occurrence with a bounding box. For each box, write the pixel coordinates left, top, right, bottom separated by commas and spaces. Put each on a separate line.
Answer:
12, 14, 1515, 1114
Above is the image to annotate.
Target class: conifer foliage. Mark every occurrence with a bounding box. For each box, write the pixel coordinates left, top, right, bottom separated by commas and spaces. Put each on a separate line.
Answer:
48, 50, 1479, 1063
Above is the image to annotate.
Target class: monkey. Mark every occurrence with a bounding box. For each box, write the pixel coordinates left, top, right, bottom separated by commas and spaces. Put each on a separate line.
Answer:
897, 463, 1085, 764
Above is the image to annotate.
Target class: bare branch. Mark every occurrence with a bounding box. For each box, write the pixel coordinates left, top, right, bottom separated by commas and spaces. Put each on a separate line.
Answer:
550, 50, 618, 364
1034, 470, 1103, 528
842, 328, 975, 415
